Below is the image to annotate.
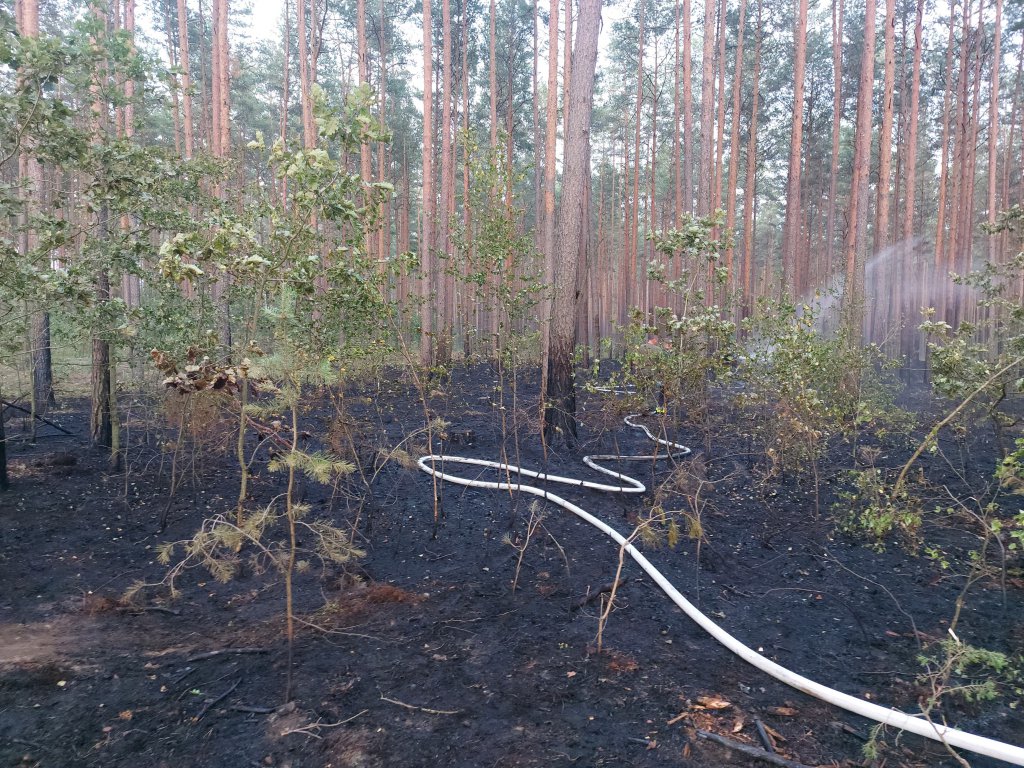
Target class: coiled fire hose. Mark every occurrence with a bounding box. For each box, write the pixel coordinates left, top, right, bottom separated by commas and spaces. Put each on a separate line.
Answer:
417, 415, 1024, 765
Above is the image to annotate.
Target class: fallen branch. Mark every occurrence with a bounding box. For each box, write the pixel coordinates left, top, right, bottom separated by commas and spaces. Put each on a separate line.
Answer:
231, 704, 278, 714
193, 678, 240, 722
0, 400, 79, 439
380, 694, 461, 715
696, 730, 813, 768
117, 605, 181, 616
754, 718, 776, 753
281, 709, 368, 739
186, 647, 268, 663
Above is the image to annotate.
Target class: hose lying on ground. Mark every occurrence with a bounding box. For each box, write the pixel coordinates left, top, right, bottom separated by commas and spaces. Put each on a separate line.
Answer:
417, 414, 1024, 766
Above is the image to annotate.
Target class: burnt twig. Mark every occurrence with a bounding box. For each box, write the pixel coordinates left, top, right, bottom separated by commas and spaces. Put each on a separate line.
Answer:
193, 678, 240, 722
696, 730, 814, 768
186, 647, 267, 663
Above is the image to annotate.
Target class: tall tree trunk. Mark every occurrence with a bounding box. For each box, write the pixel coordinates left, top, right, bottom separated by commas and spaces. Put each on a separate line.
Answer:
842, 0, 876, 335
825, 0, 844, 273
901, 0, 924, 358
902, 0, 923, 243
213, 0, 232, 352
946, 0, 974, 323
379, 0, 391, 273
742, 0, 761, 320
631, 0, 645, 311
18, 0, 54, 417
874, 0, 896, 252
299, 0, 315, 148
539, 0, 559, 404
933, 0, 956, 317
545, 0, 600, 445
211, 0, 221, 155
698, 0, 717, 215
437, 0, 454, 363
165, 0, 182, 156
682, 0, 693, 215
357, 0, 372, 266
489, 0, 498, 148
280, 0, 290, 203
673, 0, 682, 224
724, 0, 747, 291
563, 0, 572, 124
712, 1, 726, 218
178, 0, 194, 158
532, 0, 541, 235
781, 0, 808, 295
987, 0, 1002, 266
89, 2, 115, 467
420, 0, 435, 364
124, 0, 136, 133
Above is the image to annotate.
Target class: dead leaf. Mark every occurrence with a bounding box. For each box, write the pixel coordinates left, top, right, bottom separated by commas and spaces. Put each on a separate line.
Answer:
118, 710, 133, 721
732, 717, 745, 733
682, 742, 692, 758
769, 706, 798, 717
566, 671, 577, 678
646, 740, 658, 750
695, 695, 731, 710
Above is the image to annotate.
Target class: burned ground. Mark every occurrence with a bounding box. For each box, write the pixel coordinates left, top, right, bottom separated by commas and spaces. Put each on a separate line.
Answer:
1, 365, 1021, 768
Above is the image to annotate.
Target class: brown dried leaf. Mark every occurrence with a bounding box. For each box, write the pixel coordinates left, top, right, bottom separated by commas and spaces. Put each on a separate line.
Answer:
695, 695, 731, 710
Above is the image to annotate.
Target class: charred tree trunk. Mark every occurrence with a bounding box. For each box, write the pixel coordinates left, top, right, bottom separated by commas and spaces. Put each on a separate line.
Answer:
544, 0, 600, 445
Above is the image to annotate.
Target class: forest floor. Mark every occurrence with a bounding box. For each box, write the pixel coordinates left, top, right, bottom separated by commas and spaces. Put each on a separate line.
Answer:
1, 364, 1022, 768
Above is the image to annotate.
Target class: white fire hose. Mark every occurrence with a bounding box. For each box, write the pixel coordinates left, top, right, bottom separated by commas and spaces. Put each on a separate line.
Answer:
417, 415, 1024, 765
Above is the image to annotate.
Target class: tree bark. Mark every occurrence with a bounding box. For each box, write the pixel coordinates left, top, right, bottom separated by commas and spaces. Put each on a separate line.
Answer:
781, 0, 808, 296
902, 0, 923, 243
539, 0, 559, 404
489, 0, 498, 148
631, 0, 645, 311
682, 0, 693, 215
18, 0, 55, 417
724, 0, 747, 292
698, 0, 717, 215
842, 0, 876, 335
544, 0, 600, 445
874, 0, 896, 252
987, 0, 1002, 266
825, 0, 843, 273
299, 0, 315, 149
673, 0, 682, 224
901, 0, 924, 358
217, 0, 230, 157
741, 0, 762, 320
437, 0, 454, 363
933, 0, 956, 317
178, 0, 194, 158
420, 0, 435, 364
